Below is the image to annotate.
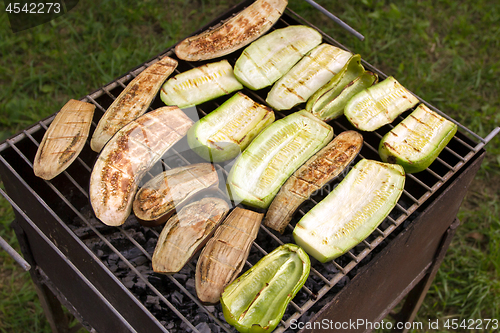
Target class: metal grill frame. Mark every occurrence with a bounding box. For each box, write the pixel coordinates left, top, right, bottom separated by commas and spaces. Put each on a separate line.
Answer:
0, 1, 498, 332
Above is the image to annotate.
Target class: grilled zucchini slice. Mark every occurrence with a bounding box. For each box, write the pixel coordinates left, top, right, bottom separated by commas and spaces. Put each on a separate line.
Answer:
234, 25, 322, 90
293, 159, 405, 262
306, 54, 378, 121
227, 110, 333, 209
187, 92, 274, 162
264, 131, 363, 233
34, 99, 95, 180
174, 0, 288, 61
344, 76, 419, 131
379, 104, 457, 173
266, 43, 352, 110
160, 60, 243, 109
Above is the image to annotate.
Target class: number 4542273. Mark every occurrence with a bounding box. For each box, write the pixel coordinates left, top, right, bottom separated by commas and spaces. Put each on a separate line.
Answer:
5, 2, 61, 14
444, 318, 499, 330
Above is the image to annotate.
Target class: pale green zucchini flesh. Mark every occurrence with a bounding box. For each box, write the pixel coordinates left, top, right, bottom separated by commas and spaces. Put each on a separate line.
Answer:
266, 43, 352, 111
344, 76, 419, 131
293, 159, 405, 263
187, 92, 275, 163
221, 244, 310, 333
306, 54, 378, 121
379, 103, 457, 173
234, 25, 322, 90
227, 110, 333, 209
160, 59, 243, 109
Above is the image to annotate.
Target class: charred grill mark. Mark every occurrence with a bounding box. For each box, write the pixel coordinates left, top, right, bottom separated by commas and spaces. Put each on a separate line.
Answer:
57, 133, 81, 165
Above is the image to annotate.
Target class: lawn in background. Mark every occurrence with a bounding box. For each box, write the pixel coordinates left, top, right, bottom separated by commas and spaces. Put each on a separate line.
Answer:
1, 0, 498, 332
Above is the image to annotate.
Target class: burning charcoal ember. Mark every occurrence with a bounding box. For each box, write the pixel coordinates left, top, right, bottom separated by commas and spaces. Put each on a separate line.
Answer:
170, 291, 184, 306
130, 255, 149, 267
195, 322, 212, 333
208, 323, 221, 333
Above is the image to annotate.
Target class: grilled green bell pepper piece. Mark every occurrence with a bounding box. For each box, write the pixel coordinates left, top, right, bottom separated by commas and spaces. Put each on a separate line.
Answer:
306, 54, 378, 121
221, 243, 310, 333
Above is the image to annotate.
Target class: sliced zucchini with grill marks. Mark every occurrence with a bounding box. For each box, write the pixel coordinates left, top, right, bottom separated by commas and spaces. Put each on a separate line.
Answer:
306, 54, 378, 121
379, 104, 458, 173
264, 131, 363, 233
174, 0, 288, 61
266, 43, 352, 111
152, 197, 230, 274
234, 25, 322, 90
91, 56, 178, 152
293, 159, 405, 263
187, 92, 274, 163
344, 76, 419, 131
34, 99, 95, 180
221, 243, 310, 333
227, 110, 333, 209
196, 207, 262, 304
160, 60, 243, 109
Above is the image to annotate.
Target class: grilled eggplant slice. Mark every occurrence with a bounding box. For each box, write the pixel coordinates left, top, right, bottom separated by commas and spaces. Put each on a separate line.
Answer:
174, 0, 288, 61
89, 106, 193, 226
91, 56, 178, 152
264, 131, 363, 233
344, 76, 419, 131
133, 163, 219, 226
160, 60, 243, 109
306, 54, 378, 121
266, 43, 352, 110
221, 243, 310, 333
227, 110, 333, 209
379, 104, 457, 173
152, 197, 230, 274
187, 92, 274, 162
34, 99, 95, 180
234, 25, 322, 90
293, 159, 405, 262
196, 207, 262, 304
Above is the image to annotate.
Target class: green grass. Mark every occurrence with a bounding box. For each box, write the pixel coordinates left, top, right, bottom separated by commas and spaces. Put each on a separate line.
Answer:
0, 0, 499, 332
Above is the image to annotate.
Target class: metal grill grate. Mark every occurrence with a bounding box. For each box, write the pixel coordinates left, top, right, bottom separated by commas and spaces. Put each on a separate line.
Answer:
0, 5, 497, 333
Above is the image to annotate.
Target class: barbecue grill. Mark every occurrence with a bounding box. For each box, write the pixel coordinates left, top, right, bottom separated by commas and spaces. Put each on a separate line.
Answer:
1, 1, 498, 332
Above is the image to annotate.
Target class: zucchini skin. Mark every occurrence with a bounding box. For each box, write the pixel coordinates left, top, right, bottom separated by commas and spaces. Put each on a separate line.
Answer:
379, 104, 457, 173
293, 159, 405, 262
266, 43, 352, 111
187, 92, 275, 163
221, 244, 310, 333
264, 130, 363, 233
91, 56, 178, 152
227, 110, 333, 209
174, 0, 288, 61
34, 99, 95, 180
344, 76, 419, 131
234, 25, 322, 90
89, 107, 193, 226
160, 60, 243, 109
306, 54, 378, 121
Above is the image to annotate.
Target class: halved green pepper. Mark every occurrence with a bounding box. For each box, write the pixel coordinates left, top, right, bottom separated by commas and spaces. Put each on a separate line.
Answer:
221, 243, 310, 333
306, 54, 378, 121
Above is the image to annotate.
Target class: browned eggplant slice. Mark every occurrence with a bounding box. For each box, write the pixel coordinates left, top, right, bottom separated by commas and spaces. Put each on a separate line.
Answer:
195, 207, 262, 304
91, 56, 178, 152
89, 106, 193, 226
34, 99, 95, 180
133, 163, 219, 226
152, 197, 230, 274
264, 131, 363, 233
174, 0, 288, 61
